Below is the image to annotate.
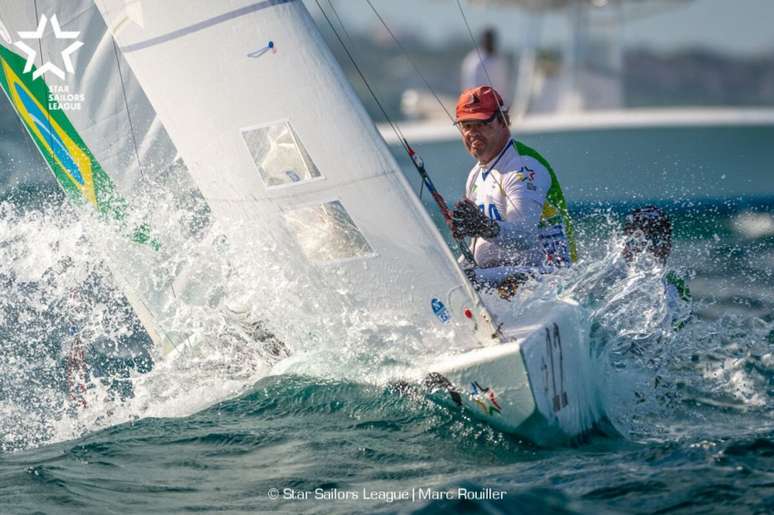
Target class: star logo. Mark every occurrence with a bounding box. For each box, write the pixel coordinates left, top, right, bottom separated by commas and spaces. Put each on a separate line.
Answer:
518, 166, 535, 181
13, 14, 83, 80
470, 381, 502, 416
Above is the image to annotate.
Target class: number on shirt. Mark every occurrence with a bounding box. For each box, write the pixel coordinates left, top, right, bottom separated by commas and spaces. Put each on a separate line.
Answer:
478, 203, 503, 222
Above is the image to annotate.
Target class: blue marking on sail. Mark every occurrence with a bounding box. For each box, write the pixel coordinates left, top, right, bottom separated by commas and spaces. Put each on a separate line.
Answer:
14, 83, 85, 185
248, 40, 275, 58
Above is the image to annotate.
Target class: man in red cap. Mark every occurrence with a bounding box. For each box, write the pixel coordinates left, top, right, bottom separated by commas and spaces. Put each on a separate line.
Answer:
450, 85, 576, 289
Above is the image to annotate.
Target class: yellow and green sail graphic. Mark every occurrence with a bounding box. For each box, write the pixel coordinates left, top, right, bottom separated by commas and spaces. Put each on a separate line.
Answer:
0, 44, 156, 248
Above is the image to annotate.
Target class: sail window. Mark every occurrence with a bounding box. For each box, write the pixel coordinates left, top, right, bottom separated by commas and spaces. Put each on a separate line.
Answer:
241, 121, 322, 187
283, 201, 374, 263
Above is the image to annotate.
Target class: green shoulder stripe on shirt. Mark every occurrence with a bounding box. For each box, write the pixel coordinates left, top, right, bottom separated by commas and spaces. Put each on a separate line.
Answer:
514, 140, 577, 262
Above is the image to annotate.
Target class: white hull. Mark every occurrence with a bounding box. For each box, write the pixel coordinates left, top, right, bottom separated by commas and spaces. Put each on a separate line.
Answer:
423, 298, 602, 444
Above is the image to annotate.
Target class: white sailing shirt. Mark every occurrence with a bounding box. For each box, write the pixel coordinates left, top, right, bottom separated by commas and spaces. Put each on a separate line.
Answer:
464, 139, 573, 269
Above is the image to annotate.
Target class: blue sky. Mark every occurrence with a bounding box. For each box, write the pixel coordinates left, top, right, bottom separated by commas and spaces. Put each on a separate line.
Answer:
306, 0, 774, 57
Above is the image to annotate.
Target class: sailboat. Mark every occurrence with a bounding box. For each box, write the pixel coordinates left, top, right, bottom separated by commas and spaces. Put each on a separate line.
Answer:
0, 0, 602, 444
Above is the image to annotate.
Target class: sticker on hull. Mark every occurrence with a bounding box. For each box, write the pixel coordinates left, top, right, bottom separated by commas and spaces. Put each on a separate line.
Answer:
431, 298, 451, 324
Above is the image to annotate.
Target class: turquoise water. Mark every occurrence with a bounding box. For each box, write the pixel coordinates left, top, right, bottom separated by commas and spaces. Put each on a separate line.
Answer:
398, 125, 774, 203
396, 125, 774, 321
1, 126, 773, 513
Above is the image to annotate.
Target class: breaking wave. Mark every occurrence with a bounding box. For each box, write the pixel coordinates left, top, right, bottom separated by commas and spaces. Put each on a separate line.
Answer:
0, 189, 772, 454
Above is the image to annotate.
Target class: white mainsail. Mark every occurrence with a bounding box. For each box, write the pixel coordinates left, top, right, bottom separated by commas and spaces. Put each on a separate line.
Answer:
93, 0, 496, 352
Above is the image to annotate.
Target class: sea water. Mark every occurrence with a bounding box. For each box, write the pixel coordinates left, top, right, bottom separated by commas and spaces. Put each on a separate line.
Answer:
0, 126, 772, 513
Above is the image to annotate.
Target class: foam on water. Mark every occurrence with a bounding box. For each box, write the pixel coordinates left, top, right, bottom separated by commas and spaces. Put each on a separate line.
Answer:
571, 213, 772, 442
0, 189, 772, 454
0, 180, 458, 452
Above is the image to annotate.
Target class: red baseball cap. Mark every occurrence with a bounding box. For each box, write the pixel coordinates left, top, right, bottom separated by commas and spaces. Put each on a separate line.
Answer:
455, 85, 505, 123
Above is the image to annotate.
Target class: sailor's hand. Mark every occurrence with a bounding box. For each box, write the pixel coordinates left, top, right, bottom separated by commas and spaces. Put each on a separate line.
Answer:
451, 199, 500, 239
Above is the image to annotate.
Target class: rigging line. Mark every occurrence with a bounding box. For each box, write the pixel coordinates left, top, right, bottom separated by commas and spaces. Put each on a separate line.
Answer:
111, 38, 144, 178
363, 0, 455, 124
313, 0, 476, 264
455, 0, 494, 89
313, 0, 408, 154
325, 0, 356, 50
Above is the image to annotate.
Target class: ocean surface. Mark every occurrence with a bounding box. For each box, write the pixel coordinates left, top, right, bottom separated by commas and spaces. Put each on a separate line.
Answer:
1, 125, 773, 514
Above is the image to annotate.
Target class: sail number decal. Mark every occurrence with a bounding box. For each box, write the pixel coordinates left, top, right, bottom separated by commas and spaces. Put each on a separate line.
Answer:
542, 323, 568, 413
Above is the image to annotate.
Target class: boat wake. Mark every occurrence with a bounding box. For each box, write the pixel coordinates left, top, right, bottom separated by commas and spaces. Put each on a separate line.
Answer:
558, 214, 773, 442
0, 187, 449, 451
0, 196, 771, 453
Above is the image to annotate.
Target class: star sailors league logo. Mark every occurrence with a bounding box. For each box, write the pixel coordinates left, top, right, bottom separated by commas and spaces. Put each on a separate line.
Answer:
14, 14, 83, 80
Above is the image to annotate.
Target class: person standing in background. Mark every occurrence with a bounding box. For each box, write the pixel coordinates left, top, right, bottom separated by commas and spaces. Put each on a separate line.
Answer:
461, 28, 511, 107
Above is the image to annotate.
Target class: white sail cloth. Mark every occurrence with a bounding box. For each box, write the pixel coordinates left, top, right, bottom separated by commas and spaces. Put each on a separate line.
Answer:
93, 0, 495, 352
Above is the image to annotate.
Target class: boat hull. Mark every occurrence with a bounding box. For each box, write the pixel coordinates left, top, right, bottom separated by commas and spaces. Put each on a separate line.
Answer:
425, 298, 602, 444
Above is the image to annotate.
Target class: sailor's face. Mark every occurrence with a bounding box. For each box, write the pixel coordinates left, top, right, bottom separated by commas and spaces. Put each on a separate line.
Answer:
459, 115, 508, 163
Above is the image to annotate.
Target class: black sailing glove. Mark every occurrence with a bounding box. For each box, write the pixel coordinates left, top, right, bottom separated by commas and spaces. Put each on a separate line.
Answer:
451, 199, 500, 240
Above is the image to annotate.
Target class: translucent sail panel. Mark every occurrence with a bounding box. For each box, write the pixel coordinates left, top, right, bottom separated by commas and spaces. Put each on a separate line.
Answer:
241, 121, 321, 187
283, 201, 374, 263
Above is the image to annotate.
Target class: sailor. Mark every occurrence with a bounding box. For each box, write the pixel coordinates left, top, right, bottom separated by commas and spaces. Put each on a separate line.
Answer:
622, 206, 692, 330
460, 28, 510, 106
450, 85, 576, 293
